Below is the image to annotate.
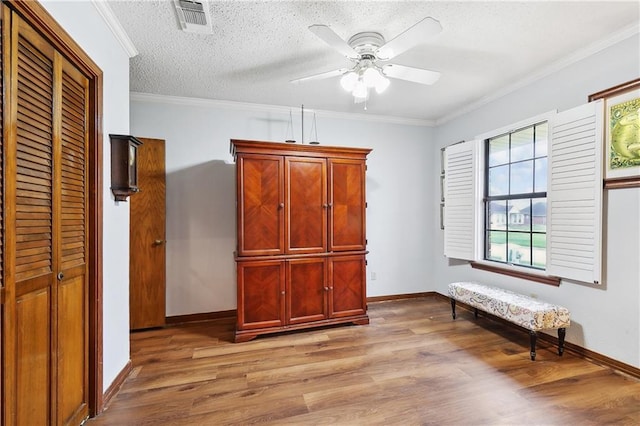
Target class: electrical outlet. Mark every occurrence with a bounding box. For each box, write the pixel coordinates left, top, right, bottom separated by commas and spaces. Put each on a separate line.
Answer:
371, 271, 377, 280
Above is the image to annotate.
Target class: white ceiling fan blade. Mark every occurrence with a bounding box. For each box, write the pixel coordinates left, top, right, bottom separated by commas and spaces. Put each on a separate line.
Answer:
376, 17, 442, 60
290, 68, 347, 84
309, 25, 359, 59
382, 64, 441, 85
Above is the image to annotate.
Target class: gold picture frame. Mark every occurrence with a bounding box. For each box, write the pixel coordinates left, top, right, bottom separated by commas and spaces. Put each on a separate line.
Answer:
589, 78, 640, 189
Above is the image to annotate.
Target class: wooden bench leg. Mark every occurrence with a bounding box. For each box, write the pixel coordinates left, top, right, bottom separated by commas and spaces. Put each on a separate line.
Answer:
450, 298, 456, 319
529, 330, 537, 361
558, 327, 566, 356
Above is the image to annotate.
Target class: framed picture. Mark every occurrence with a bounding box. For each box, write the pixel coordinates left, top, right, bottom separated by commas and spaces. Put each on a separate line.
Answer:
589, 78, 640, 188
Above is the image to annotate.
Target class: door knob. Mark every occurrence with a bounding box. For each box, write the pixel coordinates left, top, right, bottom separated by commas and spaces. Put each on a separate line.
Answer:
153, 239, 165, 245
57, 272, 64, 280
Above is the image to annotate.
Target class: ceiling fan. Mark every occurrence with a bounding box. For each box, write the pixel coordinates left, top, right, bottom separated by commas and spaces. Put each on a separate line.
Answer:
291, 17, 443, 104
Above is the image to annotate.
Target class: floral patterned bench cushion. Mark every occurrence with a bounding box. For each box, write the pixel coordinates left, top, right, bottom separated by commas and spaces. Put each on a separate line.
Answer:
448, 282, 570, 331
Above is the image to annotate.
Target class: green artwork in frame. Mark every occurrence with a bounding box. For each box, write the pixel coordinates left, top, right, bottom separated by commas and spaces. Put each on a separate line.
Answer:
609, 96, 640, 171
589, 78, 640, 186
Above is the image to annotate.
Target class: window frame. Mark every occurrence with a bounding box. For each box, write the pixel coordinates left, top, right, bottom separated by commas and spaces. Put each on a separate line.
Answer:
483, 121, 549, 271
470, 110, 559, 285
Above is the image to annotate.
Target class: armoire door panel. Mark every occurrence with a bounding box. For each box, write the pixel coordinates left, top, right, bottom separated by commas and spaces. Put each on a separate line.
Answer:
285, 157, 327, 254
329, 159, 366, 251
237, 260, 285, 330
237, 155, 284, 256
287, 258, 327, 324
329, 256, 366, 318
16, 288, 51, 425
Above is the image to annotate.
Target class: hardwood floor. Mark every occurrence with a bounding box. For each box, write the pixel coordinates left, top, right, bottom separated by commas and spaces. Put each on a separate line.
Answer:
88, 297, 640, 425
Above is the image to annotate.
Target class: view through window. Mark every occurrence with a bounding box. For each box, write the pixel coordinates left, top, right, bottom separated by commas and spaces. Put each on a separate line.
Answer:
484, 122, 548, 269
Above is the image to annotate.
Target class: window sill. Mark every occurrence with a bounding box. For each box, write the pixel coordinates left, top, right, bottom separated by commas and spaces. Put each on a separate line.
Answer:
470, 261, 561, 286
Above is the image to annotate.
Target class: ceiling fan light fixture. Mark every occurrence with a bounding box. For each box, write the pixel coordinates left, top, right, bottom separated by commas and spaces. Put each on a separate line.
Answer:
352, 78, 368, 99
340, 72, 358, 92
362, 67, 380, 88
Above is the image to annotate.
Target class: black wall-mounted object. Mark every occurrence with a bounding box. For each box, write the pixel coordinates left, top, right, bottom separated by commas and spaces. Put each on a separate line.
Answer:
110, 134, 143, 201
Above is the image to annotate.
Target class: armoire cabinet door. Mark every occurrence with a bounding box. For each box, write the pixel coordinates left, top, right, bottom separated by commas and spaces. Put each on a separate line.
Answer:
287, 258, 327, 324
236, 260, 285, 330
237, 154, 284, 256
285, 157, 326, 254
329, 159, 366, 251
329, 255, 366, 318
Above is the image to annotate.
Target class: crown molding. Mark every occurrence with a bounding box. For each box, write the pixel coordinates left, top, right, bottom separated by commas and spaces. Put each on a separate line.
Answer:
435, 21, 640, 126
130, 92, 435, 127
91, 1, 138, 58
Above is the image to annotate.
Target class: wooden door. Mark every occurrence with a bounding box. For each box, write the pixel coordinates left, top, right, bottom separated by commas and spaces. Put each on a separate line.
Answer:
237, 154, 284, 256
130, 138, 166, 330
285, 157, 326, 254
328, 255, 366, 318
287, 258, 327, 324
5, 12, 89, 425
236, 260, 285, 330
328, 159, 366, 252
56, 50, 90, 426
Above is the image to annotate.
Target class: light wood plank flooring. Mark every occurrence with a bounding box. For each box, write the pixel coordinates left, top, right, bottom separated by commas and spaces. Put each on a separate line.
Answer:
88, 296, 640, 425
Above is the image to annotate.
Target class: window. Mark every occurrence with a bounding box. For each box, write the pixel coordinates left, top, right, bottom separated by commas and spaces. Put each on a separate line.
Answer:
484, 122, 548, 269
443, 103, 604, 285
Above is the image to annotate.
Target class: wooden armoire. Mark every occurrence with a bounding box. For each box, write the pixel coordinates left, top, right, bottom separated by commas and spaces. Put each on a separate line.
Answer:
231, 139, 371, 342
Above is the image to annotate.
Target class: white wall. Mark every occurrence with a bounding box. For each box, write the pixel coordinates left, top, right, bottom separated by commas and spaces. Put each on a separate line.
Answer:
130, 99, 433, 315
434, 34, 640, 367
41, 1, 132, 391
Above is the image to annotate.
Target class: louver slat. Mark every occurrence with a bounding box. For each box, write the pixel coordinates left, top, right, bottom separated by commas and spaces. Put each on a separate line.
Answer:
60, 70, 87, 270
444, 140, 479, 261
15, 36, 53, 282
547, 101, 603, 284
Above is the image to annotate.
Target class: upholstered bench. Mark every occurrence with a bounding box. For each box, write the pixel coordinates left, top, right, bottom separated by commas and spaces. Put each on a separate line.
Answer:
448, 282, 570, 360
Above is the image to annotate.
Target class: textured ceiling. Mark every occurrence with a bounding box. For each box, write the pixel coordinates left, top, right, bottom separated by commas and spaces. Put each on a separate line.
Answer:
107, 1, 640, 123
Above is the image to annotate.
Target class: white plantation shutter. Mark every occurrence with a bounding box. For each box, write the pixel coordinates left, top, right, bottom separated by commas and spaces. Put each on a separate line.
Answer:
547, 100, 603, 284
444, 140, 480, 260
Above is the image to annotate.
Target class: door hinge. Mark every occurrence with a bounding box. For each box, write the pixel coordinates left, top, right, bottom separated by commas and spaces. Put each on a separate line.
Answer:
365, 202, 368, 208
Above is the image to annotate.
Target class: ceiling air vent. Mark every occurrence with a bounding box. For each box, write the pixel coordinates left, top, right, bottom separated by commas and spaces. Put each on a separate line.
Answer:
173, 0, 212, 34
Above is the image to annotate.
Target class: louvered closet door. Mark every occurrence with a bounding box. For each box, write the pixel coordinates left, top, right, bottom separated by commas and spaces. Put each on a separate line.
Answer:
56, 55, 89, 426
9, 14, 89, 426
